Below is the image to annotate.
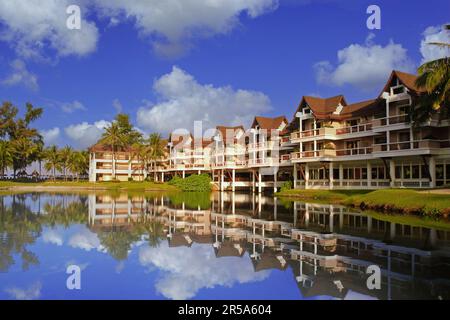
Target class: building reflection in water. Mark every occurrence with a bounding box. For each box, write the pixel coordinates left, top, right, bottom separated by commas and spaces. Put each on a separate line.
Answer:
87, 192, 450, 300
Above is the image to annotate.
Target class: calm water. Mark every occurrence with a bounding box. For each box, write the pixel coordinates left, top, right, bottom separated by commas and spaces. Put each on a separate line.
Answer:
1, 191, 450, 300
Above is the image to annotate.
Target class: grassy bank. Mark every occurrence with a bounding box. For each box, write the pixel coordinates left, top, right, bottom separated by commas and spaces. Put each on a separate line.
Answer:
0, 180, 178, 192
278, 188, 450, 218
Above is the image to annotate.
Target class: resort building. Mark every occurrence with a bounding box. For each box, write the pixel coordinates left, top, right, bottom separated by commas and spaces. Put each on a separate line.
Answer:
89, 70, 450, 190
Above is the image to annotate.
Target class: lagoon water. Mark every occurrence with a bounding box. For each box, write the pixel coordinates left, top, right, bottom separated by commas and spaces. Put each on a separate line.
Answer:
1, 191, 450, 300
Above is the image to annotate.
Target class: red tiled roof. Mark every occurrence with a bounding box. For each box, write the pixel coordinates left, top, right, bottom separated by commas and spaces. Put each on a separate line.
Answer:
379, 70, 425, 96
252, 116, 288, 130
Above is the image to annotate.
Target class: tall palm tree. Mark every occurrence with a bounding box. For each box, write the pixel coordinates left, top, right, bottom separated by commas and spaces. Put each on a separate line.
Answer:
99, 122, 127, 180
0, 140, 12, 177
59, 146, 73, 181
148, 133, 165, 181
413, 24, 450, 124
68, 151, 89, 181
44, 145, 61, 181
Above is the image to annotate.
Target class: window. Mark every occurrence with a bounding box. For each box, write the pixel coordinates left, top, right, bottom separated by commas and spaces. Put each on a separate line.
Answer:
396, 166, 402, 179
403, 165, 411, 179
412, 165, 420, 179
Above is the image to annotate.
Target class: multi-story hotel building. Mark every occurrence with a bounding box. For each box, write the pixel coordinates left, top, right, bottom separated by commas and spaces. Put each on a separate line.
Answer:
89, 70, 450, 190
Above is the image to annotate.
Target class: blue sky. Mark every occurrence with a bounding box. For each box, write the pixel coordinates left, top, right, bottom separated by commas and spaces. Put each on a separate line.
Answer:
0, 0, 449, 149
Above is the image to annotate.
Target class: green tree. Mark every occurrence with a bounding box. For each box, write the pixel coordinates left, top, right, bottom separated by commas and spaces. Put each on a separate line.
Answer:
0, 140, 13, 177
68, 150, 89, 181
413, 24, 450, 124
59, 146, 73, 181
148, 133, 165, 181
0, 102, 44, 178
99, 122, 127, 180
44, 145, 62, 181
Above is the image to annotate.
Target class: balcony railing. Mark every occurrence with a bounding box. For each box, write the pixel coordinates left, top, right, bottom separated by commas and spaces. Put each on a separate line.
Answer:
290, 127, 336, 140
291, 147, 372, 159
372, 114, 410, 127
373, 139, 446, 152
336, 123, 372, 135
247, 141, 276, 150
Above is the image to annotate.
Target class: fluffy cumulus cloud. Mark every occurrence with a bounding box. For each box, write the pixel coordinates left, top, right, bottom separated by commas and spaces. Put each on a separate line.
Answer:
4, 281, 42, 300
94, 0, 278, 56
314, 34, 415, 91
139, 243, 269, 300
42, 228, 64, 246
0, 0, 99, 60
1, 59, 38, 91
68, 228, 103, 252
61, 100, 87, 113
420, 24, 450, 63
137, 66, 272, 134
41, 127, 61, 146
64, 120, 110, 149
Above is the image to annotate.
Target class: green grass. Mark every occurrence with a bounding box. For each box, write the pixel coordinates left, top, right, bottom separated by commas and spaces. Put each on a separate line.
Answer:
277, 189, 371, 202
0, 180, 178, 192
278, 188, 450, 217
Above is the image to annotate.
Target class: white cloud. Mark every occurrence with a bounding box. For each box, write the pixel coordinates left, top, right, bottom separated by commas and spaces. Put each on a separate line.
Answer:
1, 59, 38, 91
93, 0, 278, 56
0, 0, 99, 60
137, 66, 272, 134
314, 34, 415, 91
64, 120, 109, 149
61, 100, 87, 113
139, 243, 269, 300
42, 228, 64, 246
68, 228, 103, 252
420, 24, 450, 63
112, 98, 123, 113
5, 281, 42, 300
41, 127, 61, 146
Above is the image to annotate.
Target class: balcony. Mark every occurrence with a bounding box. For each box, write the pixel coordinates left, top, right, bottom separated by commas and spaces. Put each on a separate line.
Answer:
290, 127, 336, 141
372, 114, 410, 127
372, 139, 446, 153
291, 147, 372, 160
248, 158, 277, 166
247, 141, 276, 150
336, 123, 372, 135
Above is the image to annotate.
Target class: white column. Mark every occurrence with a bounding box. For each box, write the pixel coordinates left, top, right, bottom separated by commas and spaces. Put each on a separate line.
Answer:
367, 161, 372, 188
293, 164, 298, 189
305, 163, 310, 189
329, 162, 334, 190
273, 168, 278, 193
182, 170, 186, 179
339, 163, 343, 187
220, 170, 224, 192
252, 170, 256, 193
389, 159, 396, 188
258, 170, 262, 193
232, 169, 236, 192
429, 157, 436, 188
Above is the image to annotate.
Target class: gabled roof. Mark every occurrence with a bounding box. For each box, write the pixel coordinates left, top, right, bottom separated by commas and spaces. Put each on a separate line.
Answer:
379, 70, 425, 96
252, 116, 288, 130
338, 99, 379, 119
169, 132, 193, 147
295, 95, 347, 120
216, 125, 245, 142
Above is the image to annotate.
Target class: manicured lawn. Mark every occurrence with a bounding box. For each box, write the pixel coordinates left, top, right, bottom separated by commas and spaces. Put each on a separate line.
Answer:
278, 188, 450, 217
0, 180, 178, 192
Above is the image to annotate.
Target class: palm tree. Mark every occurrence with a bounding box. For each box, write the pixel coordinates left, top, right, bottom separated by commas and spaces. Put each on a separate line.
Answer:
148, 133, 165, 181
99, 122, 127, 180
413, 24, 450, 124
44, 145, 61, 181
0, 140, 12, 177
59, 146, 73, 181
68, 151, 89, 181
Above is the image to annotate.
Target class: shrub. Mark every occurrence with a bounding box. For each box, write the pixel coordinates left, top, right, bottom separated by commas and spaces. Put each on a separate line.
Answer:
280, 180, 292, 192
128, 177, 134, 182
168, 174, 212, 192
